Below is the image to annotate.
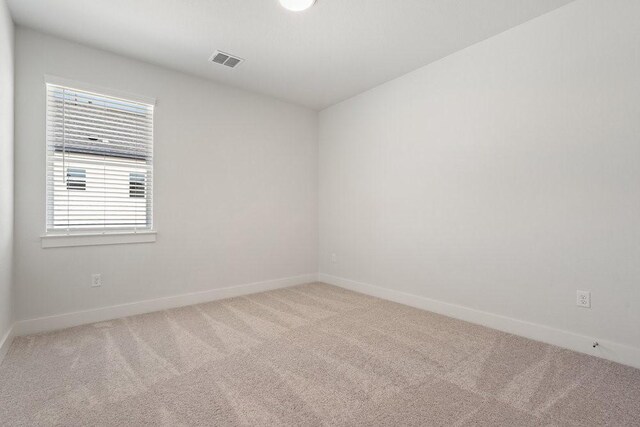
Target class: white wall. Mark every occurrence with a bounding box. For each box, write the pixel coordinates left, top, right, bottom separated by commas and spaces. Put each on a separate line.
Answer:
14, 28, 318, 322
0, 0, 14, 348
319, 0, 640, 353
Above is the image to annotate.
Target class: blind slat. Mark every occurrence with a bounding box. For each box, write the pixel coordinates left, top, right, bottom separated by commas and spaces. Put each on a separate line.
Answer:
47, 105, 154, 127
46, 106, 154, 127
48, 89, 151, 113
48, 120, 153, 140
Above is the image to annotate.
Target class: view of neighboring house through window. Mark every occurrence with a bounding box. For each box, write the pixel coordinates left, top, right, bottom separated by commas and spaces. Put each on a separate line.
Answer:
46, 82, 154, 233
66, 167, 86, 191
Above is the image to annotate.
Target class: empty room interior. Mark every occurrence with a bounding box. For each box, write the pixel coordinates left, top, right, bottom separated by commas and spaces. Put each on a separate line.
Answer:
1, 0, 640, 425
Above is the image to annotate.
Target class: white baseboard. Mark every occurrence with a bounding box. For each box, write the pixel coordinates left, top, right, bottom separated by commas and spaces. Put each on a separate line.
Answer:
319, 273, 640, 370
14, 274, 318, 337
0, 324, 15, 366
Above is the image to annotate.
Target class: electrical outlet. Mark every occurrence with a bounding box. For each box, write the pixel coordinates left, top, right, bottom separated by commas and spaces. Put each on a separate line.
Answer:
331, 253, 337, 263
576, 290, 591, 308
91, 273, 102, 287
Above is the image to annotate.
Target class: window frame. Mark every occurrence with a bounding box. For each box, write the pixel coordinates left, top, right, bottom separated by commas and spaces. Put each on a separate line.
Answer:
41, 75, 157, 248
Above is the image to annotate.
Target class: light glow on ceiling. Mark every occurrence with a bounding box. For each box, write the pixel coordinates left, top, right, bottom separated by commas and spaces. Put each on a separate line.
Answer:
278, 0, 316, 12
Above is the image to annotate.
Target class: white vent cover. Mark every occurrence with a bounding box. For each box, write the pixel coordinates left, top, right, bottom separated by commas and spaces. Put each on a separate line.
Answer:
209, 50, 244, 68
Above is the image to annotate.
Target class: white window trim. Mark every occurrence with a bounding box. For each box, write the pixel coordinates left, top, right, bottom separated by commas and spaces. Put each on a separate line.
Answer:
43, 76, 157, 248
41, 231, 157, 249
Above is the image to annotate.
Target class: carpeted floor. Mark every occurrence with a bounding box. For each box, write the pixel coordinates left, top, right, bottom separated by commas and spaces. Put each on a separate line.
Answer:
1, 283, 639, 426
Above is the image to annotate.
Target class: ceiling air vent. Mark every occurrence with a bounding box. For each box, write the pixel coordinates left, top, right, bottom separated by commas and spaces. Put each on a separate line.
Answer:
209, 50, 244, 69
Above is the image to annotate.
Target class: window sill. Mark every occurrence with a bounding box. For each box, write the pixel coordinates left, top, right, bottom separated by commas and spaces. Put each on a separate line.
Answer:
41, 231, 157, 249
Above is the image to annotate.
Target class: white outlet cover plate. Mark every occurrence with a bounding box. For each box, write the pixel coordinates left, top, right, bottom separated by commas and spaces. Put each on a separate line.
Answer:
576, 290, 591, 308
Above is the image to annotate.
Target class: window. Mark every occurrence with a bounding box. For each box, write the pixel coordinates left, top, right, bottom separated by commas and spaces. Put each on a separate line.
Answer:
46, 82, 154, 234
129, 173, 146, 198
66, 168, 86, 191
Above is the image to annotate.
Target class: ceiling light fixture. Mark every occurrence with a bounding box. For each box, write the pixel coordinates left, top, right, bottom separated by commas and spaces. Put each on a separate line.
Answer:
279, 0, 316, 12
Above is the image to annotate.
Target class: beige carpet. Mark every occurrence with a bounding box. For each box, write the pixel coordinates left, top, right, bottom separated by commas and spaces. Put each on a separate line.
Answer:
1, 283, 639, 426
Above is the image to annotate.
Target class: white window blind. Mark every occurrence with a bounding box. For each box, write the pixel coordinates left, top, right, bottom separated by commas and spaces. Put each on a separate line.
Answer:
46, 83, 154, 233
